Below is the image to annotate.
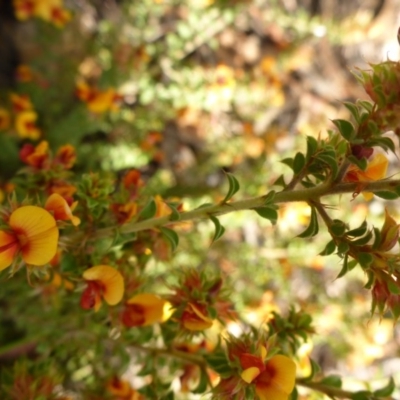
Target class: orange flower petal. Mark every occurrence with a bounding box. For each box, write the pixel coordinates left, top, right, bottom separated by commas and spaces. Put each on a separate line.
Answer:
9, 206, 58, 266
255, 382, 290, 400
266, 355, 296, 394
0, 231, 18, 271
241, 367, 260, 384
364, 153, 388, 181
45, 193, 81, 226
126, 293, 166, 326
83, 265, 124, 306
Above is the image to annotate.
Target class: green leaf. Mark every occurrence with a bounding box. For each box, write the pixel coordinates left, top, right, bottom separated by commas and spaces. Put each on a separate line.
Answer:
289, 387, 298, 400
273, 175, 286, 187
281, 157, 294, 170
306, 136, 318, 161
332, 119, 355, 141
254, 207, 278, 225
222, 172, 240, 203
374, 191, 399, 200
167, 203, 181, 221
319, 375, 342, 388
192, 368, 209, 394
343, 101, 360, 123
351, 391, 374, 400
330, 219, 347, 237
357, 100, 373, 112
210, 216, 226, 242
263, 190, 276, 205
358, 252, 374, 269
160, 227, 179, 251
337, 241, 349, 255
347, 221, 368, 237
347, 155, 368, 171
372, 227, 382, 250
138, 199, 157, 220
373, 377, 395, 397
351, 230, 373, 246
387, 280, 400, 295
293, 152, 306, 174
320, 240, 336, 256
303, 358, 321, 381
337, 254, 349, 278
297, 207, 318, 238
317, 153, 338, 178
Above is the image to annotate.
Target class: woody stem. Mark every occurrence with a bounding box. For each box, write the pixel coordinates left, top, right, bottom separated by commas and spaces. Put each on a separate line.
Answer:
84, 179, 400, 242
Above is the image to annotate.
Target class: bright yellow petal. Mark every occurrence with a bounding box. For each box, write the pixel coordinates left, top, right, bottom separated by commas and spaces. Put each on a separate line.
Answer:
267, 355, 296, 394
365, 153, 388, 181
255, 382, 290, 400
241, 367, 260, 384
21, 226, 59, 265
83, 265, 124, 306
260, 345, 267, 360
361, 191, 374, 201
126, 293, 165, 325
10, 206, 59, 266
0, 231, 18, 271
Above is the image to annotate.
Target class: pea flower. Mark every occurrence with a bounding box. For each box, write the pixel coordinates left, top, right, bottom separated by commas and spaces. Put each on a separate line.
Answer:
121, 293, 166, 327
45, 193, 80, 226
344, 153, 388, 200
14, 111, 41, 139
20, 141, 49, 169
0, 206, 59, 271
110, 202, 138, 224
54, 144, 76, 169
240, 346, 296, 400
81, 265, 124, 311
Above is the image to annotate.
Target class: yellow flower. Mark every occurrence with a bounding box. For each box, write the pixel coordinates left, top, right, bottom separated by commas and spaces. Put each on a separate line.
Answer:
0, 206, 59, 271
121, 293, 166, 327
45, 193, 81, 226
54, 144, 76, 169
15, 111, 41, 139
12, 0, 36, 20
10, 93, 33, 112
81, 265, 125, 312
154, 195, 171, 218
110, 202, 138, 224
87, 88, 119, 113
344, 153, 388, 200
240, 347, 296, 400
19, 141, 49, 169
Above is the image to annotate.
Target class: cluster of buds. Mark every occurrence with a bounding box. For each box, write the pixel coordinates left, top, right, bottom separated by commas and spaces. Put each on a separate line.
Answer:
372, 275, 400, 321
214, 333, 296, 400
0, 94, 41, 139
356, 60, 400, 137
109, 170, 144, 225
75, 81, 122, 114
13, 0, 72, 28
168, 268, 236, 333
